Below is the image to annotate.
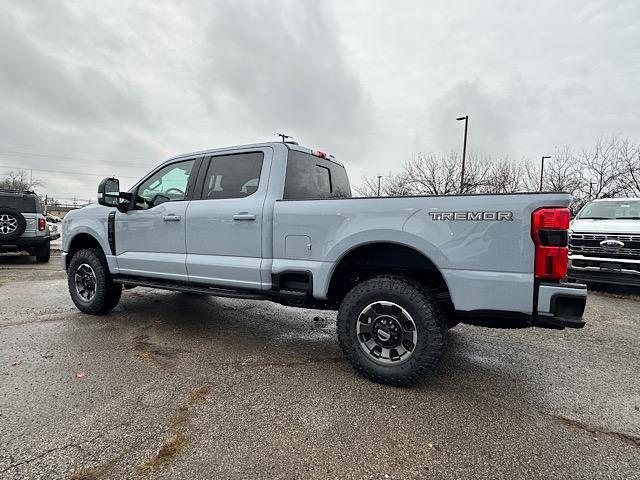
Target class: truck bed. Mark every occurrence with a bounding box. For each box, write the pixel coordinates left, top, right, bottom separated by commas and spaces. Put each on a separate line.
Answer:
272, 192, 572, 315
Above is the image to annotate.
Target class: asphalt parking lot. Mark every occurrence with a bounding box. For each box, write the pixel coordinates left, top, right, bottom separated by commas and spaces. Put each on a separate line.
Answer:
1, 254, 639, 480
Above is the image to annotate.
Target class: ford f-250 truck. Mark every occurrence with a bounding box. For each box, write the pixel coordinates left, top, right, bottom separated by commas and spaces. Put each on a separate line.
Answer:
62, 142, 586, 386
568, 198, 640, 286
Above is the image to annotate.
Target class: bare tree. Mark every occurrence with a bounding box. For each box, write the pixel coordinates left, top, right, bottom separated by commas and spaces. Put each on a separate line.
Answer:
403, 151, 491, 195
360, 152, 515, 197
618, 137, 640, 196
355, 138, 636, 211
578, 137, 624, 199
481, 157, 525, 193
0, 169, 41, 191
545, 147, 582, 194
355, 171, 415, 197
404, 152, 459, 195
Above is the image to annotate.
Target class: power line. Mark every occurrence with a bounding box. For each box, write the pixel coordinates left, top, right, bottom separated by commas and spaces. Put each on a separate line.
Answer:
0, 149, 156, 168
0, 164, 139, 179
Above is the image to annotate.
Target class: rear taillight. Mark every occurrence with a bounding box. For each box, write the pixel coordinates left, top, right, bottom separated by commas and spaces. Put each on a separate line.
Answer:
38, 218, 46, 231
531, 207, 570, 280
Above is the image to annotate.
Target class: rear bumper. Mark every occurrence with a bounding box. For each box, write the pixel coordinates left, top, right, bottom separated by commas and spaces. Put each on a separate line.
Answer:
536, 281, 587, 328
568, 255, 640, 287
457, 281, 587, 330
0, 236, 50, 250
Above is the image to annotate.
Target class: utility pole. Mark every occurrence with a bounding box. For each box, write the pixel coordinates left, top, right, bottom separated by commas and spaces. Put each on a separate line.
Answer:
539, 156, 551, 192
377, 175, 383, 196
456, 115, 469, 193
275, 133, 292, 142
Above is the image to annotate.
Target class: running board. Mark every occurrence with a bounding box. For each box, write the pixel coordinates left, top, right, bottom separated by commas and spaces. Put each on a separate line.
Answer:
112, 276, 268, 300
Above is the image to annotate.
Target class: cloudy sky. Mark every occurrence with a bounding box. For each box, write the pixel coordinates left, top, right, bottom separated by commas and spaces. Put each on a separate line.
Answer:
1, 0, 639, 201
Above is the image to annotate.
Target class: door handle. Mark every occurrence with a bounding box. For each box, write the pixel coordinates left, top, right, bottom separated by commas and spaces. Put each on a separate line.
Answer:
233, 213, 256, 221
163, 215, 181, 222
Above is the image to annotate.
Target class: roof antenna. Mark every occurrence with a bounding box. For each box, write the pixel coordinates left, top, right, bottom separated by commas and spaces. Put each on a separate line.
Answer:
275, 132, 292, 142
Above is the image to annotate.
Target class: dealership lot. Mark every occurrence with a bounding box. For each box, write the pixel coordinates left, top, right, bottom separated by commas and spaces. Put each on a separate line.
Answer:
1, 254, 639, 479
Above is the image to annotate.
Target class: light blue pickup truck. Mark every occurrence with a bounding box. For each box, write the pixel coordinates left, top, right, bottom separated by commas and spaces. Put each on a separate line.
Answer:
62, 142, 586, 386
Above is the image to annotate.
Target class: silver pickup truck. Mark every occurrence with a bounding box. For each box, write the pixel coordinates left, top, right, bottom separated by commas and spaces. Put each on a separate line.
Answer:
62, 142, 586, 386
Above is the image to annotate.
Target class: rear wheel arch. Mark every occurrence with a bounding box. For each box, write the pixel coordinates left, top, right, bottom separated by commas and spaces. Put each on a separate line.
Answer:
327, 242, 454, 315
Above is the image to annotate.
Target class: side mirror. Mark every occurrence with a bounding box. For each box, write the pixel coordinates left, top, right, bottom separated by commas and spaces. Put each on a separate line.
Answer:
98, 178, 120, 207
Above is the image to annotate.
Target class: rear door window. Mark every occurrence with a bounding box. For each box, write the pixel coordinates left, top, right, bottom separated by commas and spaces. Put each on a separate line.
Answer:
0, 195, 37, 213
201, 152, 264, 200
283, 150, 351, 200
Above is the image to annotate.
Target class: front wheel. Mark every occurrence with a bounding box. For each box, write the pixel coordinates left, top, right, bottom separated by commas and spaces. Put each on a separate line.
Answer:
67, 248, 121, 314
337, 275, 446, 387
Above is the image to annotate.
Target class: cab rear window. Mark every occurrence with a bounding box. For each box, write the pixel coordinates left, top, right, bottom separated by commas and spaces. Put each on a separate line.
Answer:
283, 151, 351, 200
0, 195, 38, 213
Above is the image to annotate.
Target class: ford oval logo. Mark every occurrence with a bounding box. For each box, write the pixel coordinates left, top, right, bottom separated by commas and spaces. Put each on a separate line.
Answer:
600, 239, 624, 248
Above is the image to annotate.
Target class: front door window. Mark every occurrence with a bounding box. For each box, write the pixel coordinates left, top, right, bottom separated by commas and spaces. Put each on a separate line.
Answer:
136, 159, 195, 207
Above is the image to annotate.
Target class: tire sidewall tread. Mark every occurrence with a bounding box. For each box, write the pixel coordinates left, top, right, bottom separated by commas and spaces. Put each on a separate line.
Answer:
67, 248, 120, 314
337, 275, 446, 387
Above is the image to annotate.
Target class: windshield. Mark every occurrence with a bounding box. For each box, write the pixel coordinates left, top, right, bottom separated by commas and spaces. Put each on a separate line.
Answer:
578, 199, 640, 220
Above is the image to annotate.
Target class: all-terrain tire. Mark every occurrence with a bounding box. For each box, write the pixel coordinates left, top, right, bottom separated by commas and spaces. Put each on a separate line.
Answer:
105, 283, 123, 311
67, 248, 121, 315
447, 318, 461, 329
35, 240, 50, 263
337, 275, 446, 387
0, 207, 27, 242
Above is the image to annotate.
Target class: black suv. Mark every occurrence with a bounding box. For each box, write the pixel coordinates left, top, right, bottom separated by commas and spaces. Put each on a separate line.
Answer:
0, 190, 51, 262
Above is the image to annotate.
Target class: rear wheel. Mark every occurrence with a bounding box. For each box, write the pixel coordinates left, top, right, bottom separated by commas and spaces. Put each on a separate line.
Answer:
68, 248, 121, 314
35, 240, 50, 263
337, 275, 446, 387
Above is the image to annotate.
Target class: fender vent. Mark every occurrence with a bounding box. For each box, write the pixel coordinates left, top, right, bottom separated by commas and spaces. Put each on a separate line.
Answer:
107, 211, 116, 255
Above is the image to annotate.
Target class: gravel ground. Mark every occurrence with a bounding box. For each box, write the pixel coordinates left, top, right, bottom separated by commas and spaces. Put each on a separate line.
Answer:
1, 254, 639, 479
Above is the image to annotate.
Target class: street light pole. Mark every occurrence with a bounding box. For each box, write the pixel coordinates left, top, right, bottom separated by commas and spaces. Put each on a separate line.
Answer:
456, 115, 469, 193
377, 175, 383, 196
539, 156, 551, 192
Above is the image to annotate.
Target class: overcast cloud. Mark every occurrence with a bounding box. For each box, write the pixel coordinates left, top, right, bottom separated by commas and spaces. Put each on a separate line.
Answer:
0, 0, 639, 200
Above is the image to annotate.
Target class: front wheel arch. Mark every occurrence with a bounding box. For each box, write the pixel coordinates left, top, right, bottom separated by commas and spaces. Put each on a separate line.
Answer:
66, 233, 105, 269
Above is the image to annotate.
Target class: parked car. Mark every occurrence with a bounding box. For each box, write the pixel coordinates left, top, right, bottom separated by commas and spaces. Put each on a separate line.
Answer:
61, 142, 586, 386
568, 197, 640, 286
0, 189, 51, 262
48, 221, 61, 241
